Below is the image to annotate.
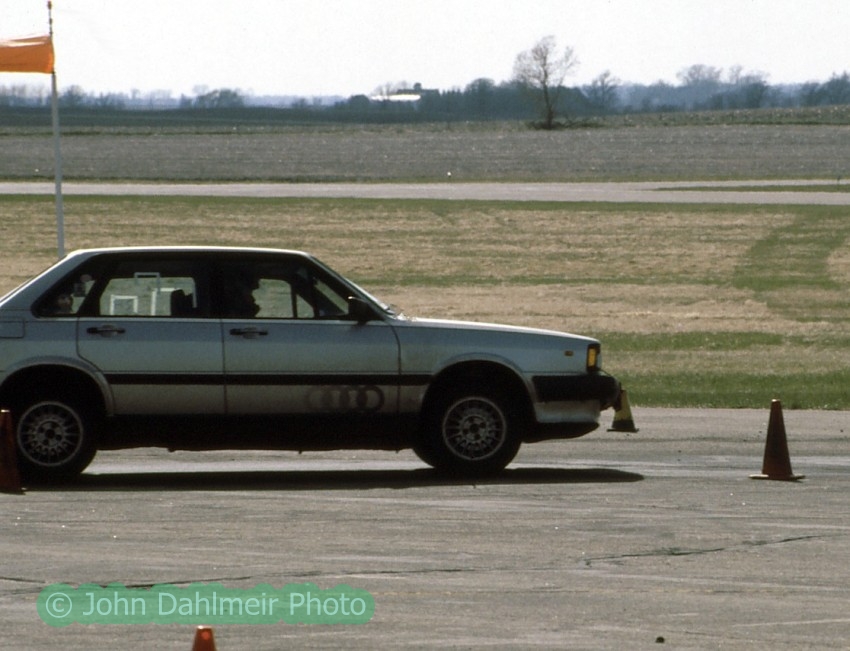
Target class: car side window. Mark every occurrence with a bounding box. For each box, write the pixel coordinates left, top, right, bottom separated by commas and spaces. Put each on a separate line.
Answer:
35, 272, 97, 317
93, 260, 208, 318
221, 260, 349, 320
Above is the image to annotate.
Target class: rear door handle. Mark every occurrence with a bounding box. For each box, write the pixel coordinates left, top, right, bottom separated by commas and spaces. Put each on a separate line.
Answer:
86, 325, 126, 336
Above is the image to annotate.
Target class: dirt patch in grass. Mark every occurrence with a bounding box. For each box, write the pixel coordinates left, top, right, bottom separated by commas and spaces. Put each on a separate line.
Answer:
829, 240, 850, 285
376, 282, 841, 340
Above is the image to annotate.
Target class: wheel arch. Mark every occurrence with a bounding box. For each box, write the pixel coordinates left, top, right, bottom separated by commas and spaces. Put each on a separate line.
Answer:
420, 360, 534, 428
0, 364, 108, 418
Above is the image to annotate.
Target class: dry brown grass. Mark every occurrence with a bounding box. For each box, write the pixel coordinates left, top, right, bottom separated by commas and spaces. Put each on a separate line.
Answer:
1, 195, 847, 406
0, 196, 842, 336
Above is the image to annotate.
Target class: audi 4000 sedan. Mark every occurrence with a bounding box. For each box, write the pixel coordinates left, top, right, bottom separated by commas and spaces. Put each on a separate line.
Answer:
0, 247, 620, 481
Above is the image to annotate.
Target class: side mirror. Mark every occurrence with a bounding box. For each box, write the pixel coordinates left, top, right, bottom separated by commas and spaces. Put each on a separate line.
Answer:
347, 296, 379, 323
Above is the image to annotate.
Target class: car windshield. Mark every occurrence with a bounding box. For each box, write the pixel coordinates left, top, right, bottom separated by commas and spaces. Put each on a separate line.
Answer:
307, 255, 406, 319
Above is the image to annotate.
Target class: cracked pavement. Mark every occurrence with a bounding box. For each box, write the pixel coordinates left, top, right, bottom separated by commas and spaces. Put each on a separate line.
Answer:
2, 407, 850, 649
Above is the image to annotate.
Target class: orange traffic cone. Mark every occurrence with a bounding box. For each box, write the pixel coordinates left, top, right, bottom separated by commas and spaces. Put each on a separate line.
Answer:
608, 389, 638, 433
0, 409, 23, 494
750, 399, 804, 481
191, 625, 217, 651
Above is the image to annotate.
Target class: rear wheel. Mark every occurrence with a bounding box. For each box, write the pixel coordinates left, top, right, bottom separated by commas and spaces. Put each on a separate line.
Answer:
420, 383, 522, 476
15, 396, 98, 482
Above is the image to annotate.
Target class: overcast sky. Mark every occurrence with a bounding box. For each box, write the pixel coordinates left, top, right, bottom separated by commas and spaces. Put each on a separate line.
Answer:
2, 0, 849, 98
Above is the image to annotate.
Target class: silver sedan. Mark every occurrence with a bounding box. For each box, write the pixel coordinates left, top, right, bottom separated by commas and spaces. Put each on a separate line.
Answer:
0, 247, 620, 481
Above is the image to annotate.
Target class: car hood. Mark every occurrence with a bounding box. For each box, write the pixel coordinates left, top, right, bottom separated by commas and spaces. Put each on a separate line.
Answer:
395, 315, 597, 343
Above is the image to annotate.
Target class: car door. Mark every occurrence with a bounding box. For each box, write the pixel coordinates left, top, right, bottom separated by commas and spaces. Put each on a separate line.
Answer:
219, 256, 400, 417
76, 255, 225, 415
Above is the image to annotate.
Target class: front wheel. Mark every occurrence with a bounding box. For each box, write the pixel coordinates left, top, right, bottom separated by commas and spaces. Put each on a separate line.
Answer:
15, 397, 98, 482
420, 384, 523, 476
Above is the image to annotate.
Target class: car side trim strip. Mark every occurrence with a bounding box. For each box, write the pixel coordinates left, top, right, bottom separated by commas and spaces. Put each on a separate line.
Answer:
104, 373, 432, 387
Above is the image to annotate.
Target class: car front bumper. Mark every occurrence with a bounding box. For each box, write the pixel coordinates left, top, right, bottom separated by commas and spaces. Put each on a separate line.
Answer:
532, 373, 621, 409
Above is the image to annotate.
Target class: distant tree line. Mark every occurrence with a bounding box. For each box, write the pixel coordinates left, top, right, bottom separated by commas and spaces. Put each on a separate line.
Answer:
2, 68, 850, 125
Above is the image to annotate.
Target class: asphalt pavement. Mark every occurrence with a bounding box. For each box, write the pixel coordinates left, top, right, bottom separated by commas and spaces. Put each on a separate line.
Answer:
2, 407, 849, 649
2, 179, 850, 205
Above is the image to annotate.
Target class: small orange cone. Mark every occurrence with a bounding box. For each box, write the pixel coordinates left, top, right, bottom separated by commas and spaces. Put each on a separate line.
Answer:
0, 409, 23, 494
191, 625, 217, 651
608, 388, 638, 433
750, 399, 804, 481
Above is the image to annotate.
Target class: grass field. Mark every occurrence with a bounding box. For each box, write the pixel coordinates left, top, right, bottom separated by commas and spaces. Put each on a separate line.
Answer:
0, 194, 847, 409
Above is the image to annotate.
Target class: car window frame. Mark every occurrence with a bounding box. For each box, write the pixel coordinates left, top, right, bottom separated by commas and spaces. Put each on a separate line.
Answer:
74, 253, 213, 319
213, 252, 359, 321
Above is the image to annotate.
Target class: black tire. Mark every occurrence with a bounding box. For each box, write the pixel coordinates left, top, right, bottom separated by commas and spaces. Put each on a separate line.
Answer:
421, 383, 523, 476
15, 396, 98, 482
411, 440, 439, 468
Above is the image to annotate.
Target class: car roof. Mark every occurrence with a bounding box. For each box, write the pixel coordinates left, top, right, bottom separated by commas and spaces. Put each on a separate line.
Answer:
65, 245, 311, 258
0, 247, 321, 308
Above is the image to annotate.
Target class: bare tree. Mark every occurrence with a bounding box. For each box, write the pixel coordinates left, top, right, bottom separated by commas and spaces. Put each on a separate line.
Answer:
585, 70, 620, 115
513, 36, 578, 129
193, 88, 245, 109
725, 67, 770, 109
676, 64, 723, 108
677, 64, 723, 88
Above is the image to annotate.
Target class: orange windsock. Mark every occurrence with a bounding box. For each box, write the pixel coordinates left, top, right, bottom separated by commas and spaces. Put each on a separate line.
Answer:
0, 34, 55, 74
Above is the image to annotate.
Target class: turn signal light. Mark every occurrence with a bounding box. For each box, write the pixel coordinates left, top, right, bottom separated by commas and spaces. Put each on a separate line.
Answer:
586, 343, 600, 371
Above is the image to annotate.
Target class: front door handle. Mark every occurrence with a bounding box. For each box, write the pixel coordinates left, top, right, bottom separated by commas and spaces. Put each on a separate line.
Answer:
86, 325, 126, 336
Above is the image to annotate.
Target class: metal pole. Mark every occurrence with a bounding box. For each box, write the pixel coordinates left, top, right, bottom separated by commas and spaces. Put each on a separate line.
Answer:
48, 1, 64, 258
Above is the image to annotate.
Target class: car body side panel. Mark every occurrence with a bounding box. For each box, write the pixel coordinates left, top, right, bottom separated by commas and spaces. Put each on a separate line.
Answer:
389, 317, 617, 433
77, 317, 225, 415
393, 318, 596, 375
222, 319, 402, 415
0, 315, 77, 362
0, 315, 114, 412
